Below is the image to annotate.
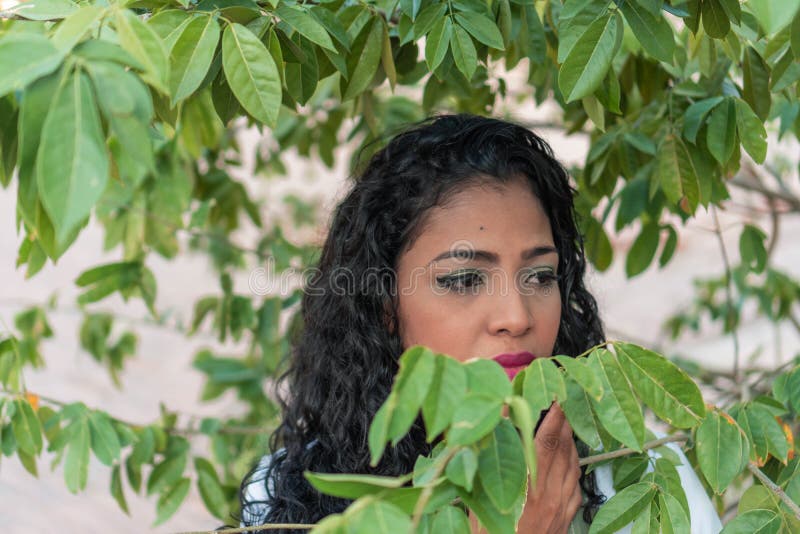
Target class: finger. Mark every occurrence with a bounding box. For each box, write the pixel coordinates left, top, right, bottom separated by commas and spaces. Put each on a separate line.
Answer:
533, 405, 566, 480
567, 483, 583, 520
545, 411, 576, 479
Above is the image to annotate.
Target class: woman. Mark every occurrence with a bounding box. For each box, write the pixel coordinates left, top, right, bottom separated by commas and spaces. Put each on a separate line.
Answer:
235, 114, 721, 533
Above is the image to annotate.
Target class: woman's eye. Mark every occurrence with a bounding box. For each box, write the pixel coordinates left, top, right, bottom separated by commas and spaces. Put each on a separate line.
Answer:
436, 271, 485, 293
521, 269, 559, 289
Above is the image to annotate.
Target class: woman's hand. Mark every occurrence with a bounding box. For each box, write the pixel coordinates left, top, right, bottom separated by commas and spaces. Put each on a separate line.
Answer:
518, 404, 583, 533
470, 404, 582, 534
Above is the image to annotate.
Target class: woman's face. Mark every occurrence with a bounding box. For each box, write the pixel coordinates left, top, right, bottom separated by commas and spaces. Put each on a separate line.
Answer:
394, 177, 562, 366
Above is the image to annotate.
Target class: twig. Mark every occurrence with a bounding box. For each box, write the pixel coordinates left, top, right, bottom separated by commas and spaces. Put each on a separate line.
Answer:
747, 462, 800, 521
0, 387, 268, 436
579, 433, 689, 466
711, 205, 742, 391
411, 446, 460, 530
175, 523, 314, 534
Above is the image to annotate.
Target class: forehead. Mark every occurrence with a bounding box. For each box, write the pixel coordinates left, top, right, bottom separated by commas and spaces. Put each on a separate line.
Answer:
402, 179, 554, 258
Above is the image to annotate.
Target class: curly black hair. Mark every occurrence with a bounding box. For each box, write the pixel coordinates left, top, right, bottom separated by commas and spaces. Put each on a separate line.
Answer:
233, 113, 606, 531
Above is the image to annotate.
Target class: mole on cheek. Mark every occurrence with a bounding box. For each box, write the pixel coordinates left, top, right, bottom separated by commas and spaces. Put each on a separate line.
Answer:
479, 226, 484, 231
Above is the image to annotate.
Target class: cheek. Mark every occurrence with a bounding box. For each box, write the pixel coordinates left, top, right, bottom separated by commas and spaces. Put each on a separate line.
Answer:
397, 296, 475, 354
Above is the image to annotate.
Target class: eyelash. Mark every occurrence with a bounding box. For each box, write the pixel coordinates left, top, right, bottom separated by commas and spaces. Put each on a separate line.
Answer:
435, 269, 559, 293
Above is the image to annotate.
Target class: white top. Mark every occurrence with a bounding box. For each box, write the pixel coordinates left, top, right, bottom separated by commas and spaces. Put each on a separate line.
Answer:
240, 439, 722, 532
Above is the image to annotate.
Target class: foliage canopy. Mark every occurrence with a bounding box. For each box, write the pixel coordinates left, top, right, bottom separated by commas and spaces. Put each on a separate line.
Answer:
1, 0, 799, 531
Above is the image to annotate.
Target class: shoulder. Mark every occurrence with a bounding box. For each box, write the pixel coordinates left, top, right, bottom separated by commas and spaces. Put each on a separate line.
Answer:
592, 436, 722, 533
240, 452, 280, 527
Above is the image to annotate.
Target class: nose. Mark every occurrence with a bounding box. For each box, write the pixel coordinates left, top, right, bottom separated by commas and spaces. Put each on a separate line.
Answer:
487, 282, 533, 336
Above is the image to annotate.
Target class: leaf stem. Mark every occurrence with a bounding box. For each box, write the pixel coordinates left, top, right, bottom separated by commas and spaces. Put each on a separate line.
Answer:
578, 433, 689, 466
175, 523, 315, 533
711, 205, 742, 394
411, 446, 461, 530
747, 462, 800, 521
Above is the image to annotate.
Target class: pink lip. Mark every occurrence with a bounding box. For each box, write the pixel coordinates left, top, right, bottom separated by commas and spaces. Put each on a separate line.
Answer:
492, 351, 537, 367
491, 352, 538, 380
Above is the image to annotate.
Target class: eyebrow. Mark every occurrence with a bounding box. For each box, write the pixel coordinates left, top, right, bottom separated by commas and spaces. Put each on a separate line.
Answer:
428, 245, 559, 265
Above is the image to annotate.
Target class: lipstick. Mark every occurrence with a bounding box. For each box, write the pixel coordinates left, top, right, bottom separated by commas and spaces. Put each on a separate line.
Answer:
491, 351, 537, 380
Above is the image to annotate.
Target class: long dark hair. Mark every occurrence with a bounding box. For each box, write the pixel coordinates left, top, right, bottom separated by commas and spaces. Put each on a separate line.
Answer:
234, 113, 606, 531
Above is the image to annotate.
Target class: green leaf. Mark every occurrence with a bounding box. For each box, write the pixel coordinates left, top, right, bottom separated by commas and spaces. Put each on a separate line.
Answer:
196, 458, 228, 520
769, 49, 800, 92
221, 22, 281, 127
12, 398, 43, 456
625, 222, 659, 277
169, 15, 220, 105
658, 492, 690, 534
522, 358, 566, 413
388, 346, 437, 444
739, 224, 768, 273
477, 419, 527, 513
706, 98, 737, 165
431, 506, 471, 533
37, 70, 108, 243
148, 9, 195, 53
454, 11, 505, 50
555, 355, 603, 400
305, 471, 409, 499
0, 33, 64, 98
656, 133, 699, 212
425, 16, 452, 72
583, 216, 613, 271
147, 451, 188, 495
115, 9, 169, 94
742, 48, 771, 121
64, 418, 90, 493
368, 397, 392, 466
342, 17, 383, 101
87, 410, 121, 466
588, 481, 657, 534
51, 6, 106, 52
561, 377, 603, 449
558, 12, 622, 103
6, 0, 76, 20
615, 342, 705, 428
345, 498, 413, 534
153, 477, 191, 526
464, 358, 512, 401
732, 403, 789, 464
448, 395, 503, 446
456, 477, 516, 534
451, 24, 477, 80
557, 0, 610, 63
587, 348, 646, 450
619, 0, 674, 62
734, 98, 768, 163
507, 396, 537, 481
110, 464, 130, 515
701, 0, 730, 39
747, 0, 800, 35
720, 508, 782, 534
276, 4, 336, 52
413, 3, 448, 39
793, 10, 800, 57
422, 355, 468, 441
284, 34, 318, 106
695, 410, 749, 493
683, 96, 724, 144
380, 20, 397, 90
445, 447, 478, 491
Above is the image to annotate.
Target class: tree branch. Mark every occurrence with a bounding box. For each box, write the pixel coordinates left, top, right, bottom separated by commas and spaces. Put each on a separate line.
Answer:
578, 433, 689, 466
747, 462, 800, 521
0, 387, 269, 436
711, 205, 742, 391
176, 523, 314, 534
